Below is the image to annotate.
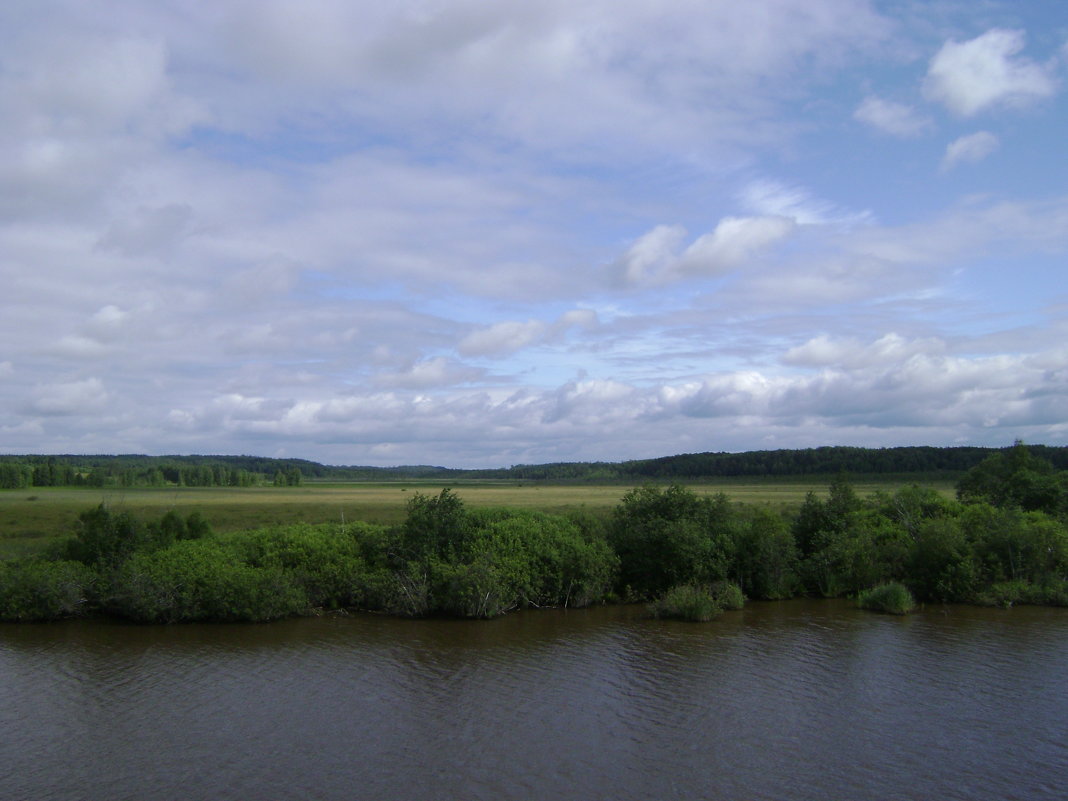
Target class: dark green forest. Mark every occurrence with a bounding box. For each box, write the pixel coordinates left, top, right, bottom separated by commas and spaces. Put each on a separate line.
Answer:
1, 443, 1066, 623
4, 443, 1068, 488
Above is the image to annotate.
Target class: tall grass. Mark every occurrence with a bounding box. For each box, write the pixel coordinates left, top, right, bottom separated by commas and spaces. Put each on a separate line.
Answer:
648, 581, 746, 622
857, 582, 916, 615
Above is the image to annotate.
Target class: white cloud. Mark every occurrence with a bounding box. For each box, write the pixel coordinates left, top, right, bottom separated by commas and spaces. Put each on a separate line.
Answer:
619, 216, 794, 285
941, 131, 1000, 171
374, 357, 485, 389
923, 29, 1058, 116
681, 216, 796, 274
28, 378, 109, 416
739, 179, 869, 225
458, 309, 597, 357
459, 320, 549, 358
783, 333, 947, 369
854, 96, 933, 137
1, 3, 1066, 465
617, 224, 688, 285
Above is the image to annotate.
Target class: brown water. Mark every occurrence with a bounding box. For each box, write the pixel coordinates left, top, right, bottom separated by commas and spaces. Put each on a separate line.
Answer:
1, 600, 1066, 801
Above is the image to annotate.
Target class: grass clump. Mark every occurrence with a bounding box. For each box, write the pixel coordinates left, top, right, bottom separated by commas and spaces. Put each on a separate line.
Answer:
857, 582, 916, 615
648, 582, 745, 622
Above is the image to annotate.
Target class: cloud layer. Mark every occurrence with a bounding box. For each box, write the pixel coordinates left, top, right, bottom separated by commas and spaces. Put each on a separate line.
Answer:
2, 1, 1067, 466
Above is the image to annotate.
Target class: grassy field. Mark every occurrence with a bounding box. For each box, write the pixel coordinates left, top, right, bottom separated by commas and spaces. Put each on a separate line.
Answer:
0, 477, 957, 560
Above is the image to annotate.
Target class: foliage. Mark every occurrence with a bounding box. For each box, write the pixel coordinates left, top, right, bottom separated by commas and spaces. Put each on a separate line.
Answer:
857, 582, 916, 615
7, 444, 1068, 489
956, 441, 1068, 515
108, 539, 308, 623
972, 579, 1068, 608
647, 581, 744, 621
380, 494, 617, 617
61, 505, 210, 568
5, 461, 1068, 623
0, 559, 97, 621
732, 508, 799, 599
228, 523, 372, 609
610, 484, 736, 599
648, 584, 723, 621
906, 518, 979, 602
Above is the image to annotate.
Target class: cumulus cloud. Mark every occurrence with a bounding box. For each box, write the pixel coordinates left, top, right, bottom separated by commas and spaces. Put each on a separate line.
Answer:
853, 96, 933, 137
782, 333, 947, 369
682, 217, 796, 273
619, 216, 794, 285
1, 3, 1065, 465
111, 339, 1068, 466
923, 29, 1058, 116
373, 357, 485, 389
458, 309, 597, 357
940, 131, 999, 171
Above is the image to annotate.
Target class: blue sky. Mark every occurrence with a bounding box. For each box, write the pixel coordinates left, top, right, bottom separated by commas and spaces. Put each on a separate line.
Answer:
2, 0, 1067, 467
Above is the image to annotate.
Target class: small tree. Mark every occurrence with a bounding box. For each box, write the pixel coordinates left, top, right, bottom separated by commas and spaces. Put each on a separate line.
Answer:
957, 441, 1067, 515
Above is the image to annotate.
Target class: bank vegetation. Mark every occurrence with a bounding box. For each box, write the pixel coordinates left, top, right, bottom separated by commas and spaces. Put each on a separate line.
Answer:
1, 443, 1066, 623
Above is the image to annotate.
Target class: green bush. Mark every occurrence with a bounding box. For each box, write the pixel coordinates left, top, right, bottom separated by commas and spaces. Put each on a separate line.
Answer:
227, 523, 375, 609
610, 485, 735, 599
108, 539, 307, 623
857, 582, 916, 615
974, 579, 1068, 608
648, 584, 724, 622
711, 580, 746, 611
0, 559, 97, 621
733, 509, 799, 599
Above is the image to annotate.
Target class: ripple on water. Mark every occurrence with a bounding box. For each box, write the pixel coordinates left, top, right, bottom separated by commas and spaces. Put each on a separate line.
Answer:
1, 602, 1066, 801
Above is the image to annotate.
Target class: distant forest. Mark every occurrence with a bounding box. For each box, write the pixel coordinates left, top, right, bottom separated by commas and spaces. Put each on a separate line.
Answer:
3, 444, 1068, 489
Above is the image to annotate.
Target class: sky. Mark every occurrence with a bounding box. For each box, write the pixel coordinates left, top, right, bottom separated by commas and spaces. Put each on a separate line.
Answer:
2, 0, 1068, 468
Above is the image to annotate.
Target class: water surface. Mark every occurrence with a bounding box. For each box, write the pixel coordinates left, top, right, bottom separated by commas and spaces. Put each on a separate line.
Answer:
2, 600, 1066, 800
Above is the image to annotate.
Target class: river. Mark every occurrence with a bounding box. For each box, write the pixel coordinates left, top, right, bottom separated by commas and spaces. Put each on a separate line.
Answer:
2, 600, 1066, 800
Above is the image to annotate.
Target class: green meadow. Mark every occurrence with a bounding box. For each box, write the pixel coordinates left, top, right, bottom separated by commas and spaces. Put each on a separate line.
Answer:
0, 477, 956, 560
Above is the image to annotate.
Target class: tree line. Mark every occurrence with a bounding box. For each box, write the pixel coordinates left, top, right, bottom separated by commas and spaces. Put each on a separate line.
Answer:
0, 456, 298, 489
1, 443, 1065, 623
4, 444, 1068, 488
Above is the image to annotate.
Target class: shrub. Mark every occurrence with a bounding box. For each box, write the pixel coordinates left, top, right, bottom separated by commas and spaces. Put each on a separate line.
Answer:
649, 584, 728, 622
108, 539, 307, 623
711, 580, 746, 611
974, 579, 1068, 608
733, 509, 799, 599
610, 485, 735, 599
857, 582, 916, 615
228, 523, 374, 609
0, 559, 97, 621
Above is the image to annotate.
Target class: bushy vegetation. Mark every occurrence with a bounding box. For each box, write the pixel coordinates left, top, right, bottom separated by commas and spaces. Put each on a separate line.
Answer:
857, 582, 916, 615
2, 443, 1067, 623
0, 559, 96, 621
1, 493, 618, 622
648, 581, 745, 621
649, 584, 724, 621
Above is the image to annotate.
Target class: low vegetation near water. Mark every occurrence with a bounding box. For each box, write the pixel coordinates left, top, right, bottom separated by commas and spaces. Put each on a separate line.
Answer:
649, 582, 746, 622
1, 442, 1067, 623
857, 582, 916, 615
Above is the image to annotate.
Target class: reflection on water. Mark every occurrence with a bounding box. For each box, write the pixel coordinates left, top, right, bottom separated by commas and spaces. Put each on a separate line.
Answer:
2, 601, 1066, 801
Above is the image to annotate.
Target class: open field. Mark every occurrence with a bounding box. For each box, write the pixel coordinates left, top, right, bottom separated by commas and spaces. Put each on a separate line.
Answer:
0, 477, 958, 560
